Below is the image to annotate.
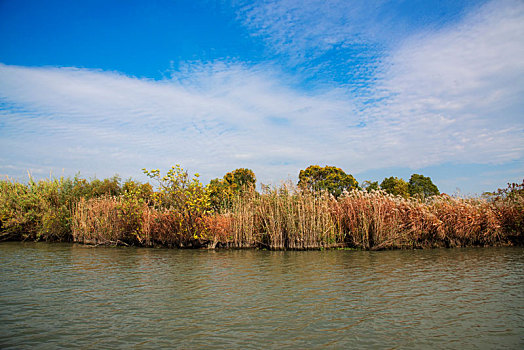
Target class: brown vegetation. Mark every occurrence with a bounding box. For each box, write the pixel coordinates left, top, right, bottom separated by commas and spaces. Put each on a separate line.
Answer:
1, 173, 522, 250
71, 185, 523, 250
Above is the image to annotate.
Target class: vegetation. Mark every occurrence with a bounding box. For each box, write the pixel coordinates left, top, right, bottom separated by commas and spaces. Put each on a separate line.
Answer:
0, 167, 522, 250
298, 165, 358, 197
207, 168, 256, 212
408, 174, 440, 198
362, 180, 379, 192
380, 177, 409, 198
0, 175, 121, 242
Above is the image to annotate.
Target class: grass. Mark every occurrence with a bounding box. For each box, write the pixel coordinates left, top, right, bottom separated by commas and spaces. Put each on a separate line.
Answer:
1, 175, 522, 250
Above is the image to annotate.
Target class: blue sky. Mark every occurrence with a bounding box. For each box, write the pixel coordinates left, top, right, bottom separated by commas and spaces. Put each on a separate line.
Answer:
0, 0, 523, 195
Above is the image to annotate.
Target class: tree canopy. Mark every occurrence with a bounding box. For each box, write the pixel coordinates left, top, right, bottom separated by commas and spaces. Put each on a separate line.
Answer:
223, 168, 256, 191
362, 180, 380, 192
207, 168, 256, 211
408, 174, 440, 198
298, 165, 358, 197
380, 176, 409, 198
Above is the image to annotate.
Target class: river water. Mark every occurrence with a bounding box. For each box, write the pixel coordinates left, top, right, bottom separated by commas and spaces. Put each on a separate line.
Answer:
0, 242, 522, 349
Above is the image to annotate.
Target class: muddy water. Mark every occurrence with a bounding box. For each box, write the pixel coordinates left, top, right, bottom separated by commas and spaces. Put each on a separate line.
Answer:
1, 242, 522, 349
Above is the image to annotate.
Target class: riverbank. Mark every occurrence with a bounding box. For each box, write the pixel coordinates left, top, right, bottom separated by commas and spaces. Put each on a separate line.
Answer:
71, 190, 524, 250
1, 175, 522, 250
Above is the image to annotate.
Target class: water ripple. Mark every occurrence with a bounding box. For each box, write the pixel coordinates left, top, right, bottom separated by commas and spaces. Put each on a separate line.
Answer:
0, 243, 523, 349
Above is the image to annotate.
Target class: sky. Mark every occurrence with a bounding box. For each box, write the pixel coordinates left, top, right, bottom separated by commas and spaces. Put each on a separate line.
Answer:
0, 0, 523, 195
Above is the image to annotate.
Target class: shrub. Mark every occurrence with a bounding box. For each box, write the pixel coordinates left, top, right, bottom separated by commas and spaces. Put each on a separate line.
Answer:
143, 165, 210, 242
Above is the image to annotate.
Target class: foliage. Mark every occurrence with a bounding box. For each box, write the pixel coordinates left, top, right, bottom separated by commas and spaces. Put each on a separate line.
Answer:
122, 179, 153, 203
117, 180, 153, 242
408, 174, 440, 198
143, 165, 210, 240
298, 165, 358, 197
380, 177, 409, 198
0, 174, 123, 242
68, 174, 121, 199
88, 176, 122, 197
490, 180, 524, 242
2, 168, 523, 250
362, 180, 380, 192
492, 180, 524, 199
0, 177, 45, 240
143, 165, 208, 211
207, 178, 230, 212
207, 168, 256, 212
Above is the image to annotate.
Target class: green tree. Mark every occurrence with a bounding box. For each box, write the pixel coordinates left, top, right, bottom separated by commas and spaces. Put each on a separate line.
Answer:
122, 179, 153, 203
119, 179, 153, 242
206, 178, 230, 211
298, 165, 358, 197
207, 168, 256, 211
380, 177, 409, 198
362, 180, 380, 192
408, 174, 440, 198
90, 175, 122, 197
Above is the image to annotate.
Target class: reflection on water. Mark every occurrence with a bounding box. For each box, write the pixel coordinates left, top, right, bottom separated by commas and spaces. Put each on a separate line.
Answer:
0, 243, 523, 349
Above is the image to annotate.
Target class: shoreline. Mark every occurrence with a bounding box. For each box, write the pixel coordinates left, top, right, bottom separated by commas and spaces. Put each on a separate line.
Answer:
2, 176, 522, 250
0, 239, 521, 251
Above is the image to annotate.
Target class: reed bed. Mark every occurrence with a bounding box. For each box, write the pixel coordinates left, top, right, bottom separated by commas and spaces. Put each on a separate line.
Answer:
254, 187, 339, 249
201, 187, 521, 250
221, 187, 520, 250
2, 177, 522, 250
72, 197, 129, 245
72, 197, 207, 248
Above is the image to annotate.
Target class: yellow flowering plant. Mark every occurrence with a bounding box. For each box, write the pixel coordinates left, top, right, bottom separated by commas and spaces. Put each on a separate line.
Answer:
143, 165, 211, 241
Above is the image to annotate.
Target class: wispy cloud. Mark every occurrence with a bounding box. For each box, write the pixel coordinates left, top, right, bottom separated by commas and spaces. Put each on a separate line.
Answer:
367, 0, 524, 167
1, 0, 522, 193
233, 0, 485, 85
233, 0, 524, 175
0, 62, 360, 183
236, 0, 384, 57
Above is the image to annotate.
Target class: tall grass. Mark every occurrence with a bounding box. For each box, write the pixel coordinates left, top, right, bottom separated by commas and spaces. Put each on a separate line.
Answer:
0, 175, 121, 242
255, 186, 339, 249
1, 176, 522, 250
72, 197, 129, 245
200, 185, 521, 250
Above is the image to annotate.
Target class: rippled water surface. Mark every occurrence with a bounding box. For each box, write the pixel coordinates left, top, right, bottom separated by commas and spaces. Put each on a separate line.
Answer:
0, 243, 523, 349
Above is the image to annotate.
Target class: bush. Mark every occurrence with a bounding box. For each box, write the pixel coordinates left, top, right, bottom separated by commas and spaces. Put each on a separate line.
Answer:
0, 175, 123, 242
143, 165, 210, 242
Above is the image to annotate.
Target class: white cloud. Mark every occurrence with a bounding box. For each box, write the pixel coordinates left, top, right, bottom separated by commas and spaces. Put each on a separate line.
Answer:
235, 0, 386, 59
0, 62, 361, 183
366, 0, 524, 167
1, 0, 523, 193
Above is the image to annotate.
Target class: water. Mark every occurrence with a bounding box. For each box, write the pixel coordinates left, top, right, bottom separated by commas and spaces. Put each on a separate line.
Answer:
0, 243, 522, 349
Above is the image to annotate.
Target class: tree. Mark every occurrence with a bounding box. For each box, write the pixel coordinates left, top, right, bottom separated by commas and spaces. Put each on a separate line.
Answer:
380, 177, 409, 198
207, 178, 230, 211
143, 165, 210, 240
362, 180, 380, 192
408, 174, 439, 198
122, 179, 153, 203
207, 168, 256, 211
298, 165, 358, 197
223, 168, 256, 191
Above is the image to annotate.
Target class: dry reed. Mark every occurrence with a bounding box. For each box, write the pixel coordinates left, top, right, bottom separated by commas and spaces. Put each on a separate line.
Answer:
66, 186, 524, 249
